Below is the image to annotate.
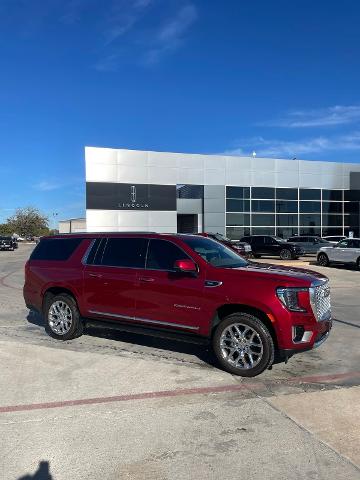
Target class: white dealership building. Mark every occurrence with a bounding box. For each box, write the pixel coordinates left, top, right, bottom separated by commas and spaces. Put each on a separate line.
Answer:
85, 146, 360, 239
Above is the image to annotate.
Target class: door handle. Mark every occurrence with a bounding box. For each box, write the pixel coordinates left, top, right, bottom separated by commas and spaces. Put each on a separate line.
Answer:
88, 273, 103, 278
139, 277, 155, 282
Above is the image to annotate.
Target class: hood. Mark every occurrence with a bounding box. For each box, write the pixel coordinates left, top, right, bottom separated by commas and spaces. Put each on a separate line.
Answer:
232, 261, 328, 285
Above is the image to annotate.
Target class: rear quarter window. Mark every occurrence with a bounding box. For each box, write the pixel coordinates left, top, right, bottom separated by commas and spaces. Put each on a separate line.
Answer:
30, 238, 83, 261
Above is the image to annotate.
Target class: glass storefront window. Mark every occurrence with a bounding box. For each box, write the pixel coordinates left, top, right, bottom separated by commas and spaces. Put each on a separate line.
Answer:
322, 190, 343, 201
322, 202, 343, 214
251, 187, 275, 199
276, 188, 298, 200
251, 200, 275, 212
323, 227, 344, 236
276, 201, 298, 213
299, 214, 321, 226
299, 189, 321, 200
226, 186, 250, 199
276, 214, 298, 227
277, 227, 299, 238
226, 213, 250, 226
176, 184, 204, 199
299, 227, 321, 236
251, 214, 275, 226
322, 214, 343, 226
299, 201, 321, 213
226, 227, 250, 240
226, 199, 250, 212
251, 227, 276, 235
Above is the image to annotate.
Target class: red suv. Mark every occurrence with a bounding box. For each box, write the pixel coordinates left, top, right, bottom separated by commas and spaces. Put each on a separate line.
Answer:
23, 233, 332, 377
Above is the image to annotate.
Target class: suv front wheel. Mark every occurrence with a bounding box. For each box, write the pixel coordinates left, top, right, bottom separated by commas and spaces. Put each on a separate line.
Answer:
44, 293, 84, 340
212, 313, 274, 377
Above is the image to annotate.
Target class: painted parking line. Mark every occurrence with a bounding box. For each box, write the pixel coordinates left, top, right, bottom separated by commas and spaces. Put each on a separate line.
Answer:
1, 370, 360, 414
0, 270, 22, 291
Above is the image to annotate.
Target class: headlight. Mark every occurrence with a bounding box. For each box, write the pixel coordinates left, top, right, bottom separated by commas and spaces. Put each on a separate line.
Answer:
276, 287, 309, 312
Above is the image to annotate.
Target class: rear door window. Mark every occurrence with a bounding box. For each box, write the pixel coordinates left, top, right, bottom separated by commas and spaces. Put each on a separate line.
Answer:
101, 238, 148, 268
30, 238, 83, 261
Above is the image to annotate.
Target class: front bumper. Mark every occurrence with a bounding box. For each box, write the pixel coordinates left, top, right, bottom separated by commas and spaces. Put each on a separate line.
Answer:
278, 318, 332, 359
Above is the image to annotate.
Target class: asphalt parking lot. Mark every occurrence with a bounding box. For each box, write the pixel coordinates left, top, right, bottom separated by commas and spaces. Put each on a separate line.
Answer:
1, 244, 360, 480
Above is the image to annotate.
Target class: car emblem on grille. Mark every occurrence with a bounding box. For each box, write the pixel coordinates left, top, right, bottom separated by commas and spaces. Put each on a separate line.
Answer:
323, 287, 330, 298
130, 185, 136, 203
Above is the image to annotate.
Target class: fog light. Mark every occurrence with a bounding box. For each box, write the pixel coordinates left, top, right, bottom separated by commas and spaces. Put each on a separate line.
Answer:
293, 326, 305, 342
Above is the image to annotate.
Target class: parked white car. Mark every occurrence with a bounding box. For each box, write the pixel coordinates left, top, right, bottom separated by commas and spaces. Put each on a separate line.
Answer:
322, 235, 346, 244
317, 238, 360, 268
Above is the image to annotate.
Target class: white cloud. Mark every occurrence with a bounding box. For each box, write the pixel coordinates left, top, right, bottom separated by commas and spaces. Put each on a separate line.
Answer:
226, 131, 360, 158
263, 105, 360, 128
33, 181, 59, 191
143, 4, 197, 65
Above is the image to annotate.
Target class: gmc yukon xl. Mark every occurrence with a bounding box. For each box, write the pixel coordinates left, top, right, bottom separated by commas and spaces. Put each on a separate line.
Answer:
23, 233, 332, 377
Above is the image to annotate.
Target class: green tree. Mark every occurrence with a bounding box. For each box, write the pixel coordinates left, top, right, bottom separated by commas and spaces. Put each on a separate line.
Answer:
0, 223, 12, 235
7, 207, 49, 237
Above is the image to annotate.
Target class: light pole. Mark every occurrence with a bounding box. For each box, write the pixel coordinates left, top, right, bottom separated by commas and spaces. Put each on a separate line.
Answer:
52, 212, 58, 233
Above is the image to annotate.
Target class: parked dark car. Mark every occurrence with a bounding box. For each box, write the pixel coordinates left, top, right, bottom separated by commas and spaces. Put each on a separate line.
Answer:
0, 236, 15, 251
287, 236, 330, 254
23, 233, 331, 377
240, 235, 303, 260
198, 232, 252, 257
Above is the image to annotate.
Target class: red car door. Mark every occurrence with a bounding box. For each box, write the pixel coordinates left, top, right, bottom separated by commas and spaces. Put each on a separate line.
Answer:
83, 237, 147, 320
134, 239, 206, 332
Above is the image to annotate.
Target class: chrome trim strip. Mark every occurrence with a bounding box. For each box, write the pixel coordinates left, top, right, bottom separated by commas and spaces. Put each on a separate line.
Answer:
88, 310, 200, 331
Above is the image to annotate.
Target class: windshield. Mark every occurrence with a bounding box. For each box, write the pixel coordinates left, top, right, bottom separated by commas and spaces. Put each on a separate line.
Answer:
273, 236, 287, 243
183, 236, 248, 268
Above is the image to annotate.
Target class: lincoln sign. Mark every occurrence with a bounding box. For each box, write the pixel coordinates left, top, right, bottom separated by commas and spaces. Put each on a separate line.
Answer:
86, 182, 177, 211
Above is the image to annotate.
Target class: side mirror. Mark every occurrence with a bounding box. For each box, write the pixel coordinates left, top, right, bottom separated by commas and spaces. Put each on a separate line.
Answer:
174, 259, 198, 274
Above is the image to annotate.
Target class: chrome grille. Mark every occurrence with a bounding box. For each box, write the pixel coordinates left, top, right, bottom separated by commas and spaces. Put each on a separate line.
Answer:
311, 281, 331, 321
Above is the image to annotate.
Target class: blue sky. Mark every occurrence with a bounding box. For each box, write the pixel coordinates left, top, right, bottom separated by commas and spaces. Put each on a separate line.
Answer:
1, 0, 360, 224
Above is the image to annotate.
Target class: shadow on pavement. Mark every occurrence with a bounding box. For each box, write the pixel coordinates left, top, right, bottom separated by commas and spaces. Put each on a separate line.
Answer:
26, 310, 219, 368
18, 461, 53, 479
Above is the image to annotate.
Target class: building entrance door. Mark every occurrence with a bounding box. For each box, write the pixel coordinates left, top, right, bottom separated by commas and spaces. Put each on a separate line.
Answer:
177, 214, 198, 233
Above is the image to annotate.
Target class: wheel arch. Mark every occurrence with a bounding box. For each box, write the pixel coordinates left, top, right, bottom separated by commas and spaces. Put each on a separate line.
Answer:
211, 304, 278, 349
42, 286, 79, 314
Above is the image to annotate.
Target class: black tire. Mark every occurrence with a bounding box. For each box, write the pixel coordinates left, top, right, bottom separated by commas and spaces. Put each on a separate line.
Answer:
212, 313, 274, 377
253, 254, 261, 258
44, 293, 84, 340
357, 258, 360, 270
317, 253, 329, 267
280, 249, 292, 260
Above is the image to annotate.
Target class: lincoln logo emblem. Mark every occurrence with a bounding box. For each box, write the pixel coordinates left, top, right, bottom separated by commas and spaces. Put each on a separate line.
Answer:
118, 185, 149, 209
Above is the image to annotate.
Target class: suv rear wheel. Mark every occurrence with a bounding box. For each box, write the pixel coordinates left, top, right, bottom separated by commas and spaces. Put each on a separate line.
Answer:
44, 293, 84, 340
212, 313, 274, 377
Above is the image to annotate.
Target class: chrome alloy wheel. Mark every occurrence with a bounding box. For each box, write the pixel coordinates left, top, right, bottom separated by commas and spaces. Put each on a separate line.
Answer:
219, 323, 263, 370
48, 300, 73, 335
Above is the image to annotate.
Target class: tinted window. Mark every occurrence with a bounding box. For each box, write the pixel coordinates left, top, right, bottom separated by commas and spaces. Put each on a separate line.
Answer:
226, 186, 250, 199
276, 201, 298, 213
351, 239, 360, 248
30, 238, 83, 261
251, 187, 275, 199
276, 188, 298, 200
289, 236, 304, 242
322, 190, 343, 201
338, 239, 351, 248
344, 190, 360, 201
102, 238, 147, 268
251, 214, 275, 226
277, 214, 298, 227
182, 237, 248, 268
226, 213, 250, 226
299, 214, 321, 226
322, 202, 343, 214
147, 240, 188, 270
322, 214, 343, 226
299, 189, 321, 200
252, 200, 275, 212
299, 201, 321, 213
176, 184, 204, 199
226, 199, 250, 212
